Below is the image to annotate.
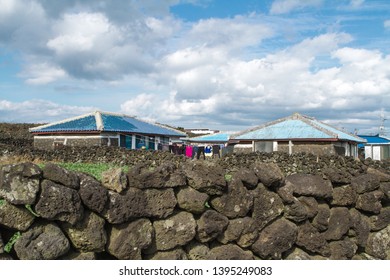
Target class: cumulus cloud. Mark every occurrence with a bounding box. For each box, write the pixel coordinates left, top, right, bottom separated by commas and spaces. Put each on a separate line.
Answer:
270, 0, 323, 15
0, 99, 96, 123
20, 62, 67, 85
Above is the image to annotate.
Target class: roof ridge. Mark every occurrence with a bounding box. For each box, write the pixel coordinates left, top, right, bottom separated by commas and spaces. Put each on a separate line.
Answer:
95, 111, 104, 131
29, 112, 95, 132
298, 115, 339, 138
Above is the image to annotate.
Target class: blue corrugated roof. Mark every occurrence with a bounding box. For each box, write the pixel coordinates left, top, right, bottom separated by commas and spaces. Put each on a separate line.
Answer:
30, 111, 186, 137
357, 135, 390, 147
233, 113, 366, 143
188, 132, 231, 142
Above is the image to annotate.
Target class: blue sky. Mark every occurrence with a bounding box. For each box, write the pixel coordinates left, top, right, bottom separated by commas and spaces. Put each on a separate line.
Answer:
1, 0, 390, 135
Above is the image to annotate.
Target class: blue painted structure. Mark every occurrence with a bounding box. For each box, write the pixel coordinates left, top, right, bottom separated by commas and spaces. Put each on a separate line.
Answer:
187, 132, 231, 143
231, 113, 365, 157
357, 134, 390, 160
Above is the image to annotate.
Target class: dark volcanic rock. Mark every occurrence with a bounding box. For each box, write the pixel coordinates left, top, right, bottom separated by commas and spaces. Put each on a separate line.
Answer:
287, 174, 333, 199
329, 238, 358, 260
107, 218, 153, 260
356, 190, 384, 214
251, 218, 297, 259
78, 172, 108, 214
154, 211, 196, 251
143, 188, 177, 218
0, 199, 35, 231
176, 187, 209, 214
284, 198, 308, 223
312, 204, 330, 232
252, 184, 284, 231
43, 163, 79, 189
14, 223, 70, 260
253, 162, 285, 188
186, 242, 210, 260
369, 207, 390, 231
323, 167, 352, 184
183, 161, 227, 196
324, 207, 351, 241
0, 163, 41, 205
351, 173, 380, 194
210, 179, 253, 218
380, 182, 390, 202
61, 251, 97, 260
62, 210, 107, 252
209, 244, 254, 260
331, 185, 357, 206
365, 225, 390, 259
235, 168, 258, 189
349, 208, 370, 248
148, 248, 188, 260
196, 210, 229, 243
298, 196, 318, 218
35, 180, 84, 225
296, 222, 330, 256
101, 168, 128, 193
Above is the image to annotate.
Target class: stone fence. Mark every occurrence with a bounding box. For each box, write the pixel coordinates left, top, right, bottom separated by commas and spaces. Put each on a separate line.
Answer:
0, 159, 389, 260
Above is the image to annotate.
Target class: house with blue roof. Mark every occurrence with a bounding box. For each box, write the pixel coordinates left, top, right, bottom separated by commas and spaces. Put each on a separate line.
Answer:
357, 134, 390, 160
231, 113, 366, 158
29, 111, 187, 150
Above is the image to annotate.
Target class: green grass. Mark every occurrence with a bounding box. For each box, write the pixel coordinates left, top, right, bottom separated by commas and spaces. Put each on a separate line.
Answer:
39, 162, 129, 181
4, 232, 21, 253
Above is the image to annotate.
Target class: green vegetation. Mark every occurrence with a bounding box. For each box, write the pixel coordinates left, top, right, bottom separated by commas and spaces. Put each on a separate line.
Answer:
39, 162, 129, 181
224, 174, 233, 182
25, 204, 40, 217
0, 199, 5, 207
4, 232, 21, 253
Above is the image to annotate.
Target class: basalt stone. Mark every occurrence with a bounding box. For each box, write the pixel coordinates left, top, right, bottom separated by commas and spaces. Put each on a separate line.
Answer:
107, 218, 153, 260
210, 179, 253, 218
0, 253, 13, 260
217, 218, 245, 244
0, 232, 4, 254
252, 184, 284, 231
62, 210, 107, 253
102, 188, 146, 224
43, 163, 79, 189
284, 198, 308, 223
253, 162, 285, 188
237, 217, 259, 248
356, 190, 384, 214
276, 181, 295, 204
366, 167, 390, 182
186, 242, 210, 260
323, 167, 352, 184
296, 221, 330, 256
370, 207, 390, 231
154, 211, 196, 251
14, 223, 70, 260
209, 244, 254, 260
176, 187, 209, 214
196, 210, 229, 243
380, 182, 390, 202
285, 247, 313, 260
324, 207, 351, 241
235, 168, 258, 189
331, 185, 357, 206
101, 168, 128, 193
0, 163, 41, 205
312, 204, 330, 232
35, 180, 84, 225
143, 188, 177, 218
61, 251, 96, 260
351, 173, 380, 194
148, 248, 188, 260
366, 225, 390, 259
128, 162, 186, 189
287, 174, 333, 199
251, 218, 297, 259
183, 161, 227, 196
349, 208, 370, 248
0, 199, 35, 231
78, 173, 108, 214
329, 238, 358, 260
298, 196, 318, 218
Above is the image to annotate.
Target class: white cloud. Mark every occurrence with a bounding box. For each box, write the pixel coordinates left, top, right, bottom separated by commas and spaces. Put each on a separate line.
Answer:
385, 20, 390, 29
120, 94, 155, 118
0, 99, 96, 123
349, 0, 364, 9
20, 62, 67, 85
270, 0, 323, 15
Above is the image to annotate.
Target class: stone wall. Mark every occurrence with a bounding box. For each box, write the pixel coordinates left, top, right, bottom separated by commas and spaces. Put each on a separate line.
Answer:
0, 159, 389, 260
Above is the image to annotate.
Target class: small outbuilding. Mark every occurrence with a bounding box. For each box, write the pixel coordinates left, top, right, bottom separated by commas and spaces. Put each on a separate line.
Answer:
358, 134, 390, 160
231, 113, 366, 158
29, 111, 186, 150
